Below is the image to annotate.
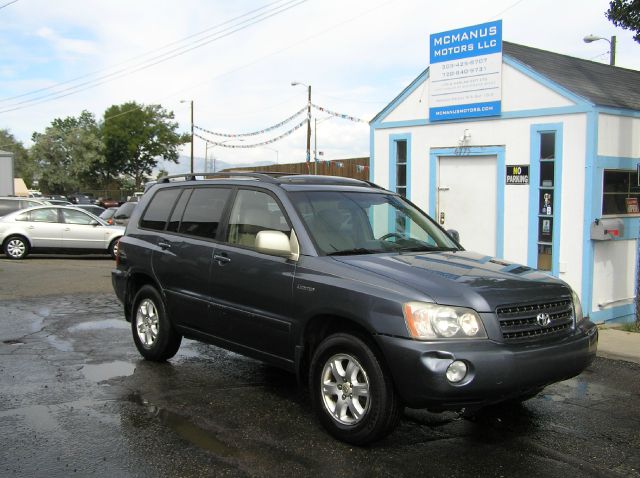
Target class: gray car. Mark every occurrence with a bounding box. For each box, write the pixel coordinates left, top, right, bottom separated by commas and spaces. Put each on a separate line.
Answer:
112, 173, 597, 445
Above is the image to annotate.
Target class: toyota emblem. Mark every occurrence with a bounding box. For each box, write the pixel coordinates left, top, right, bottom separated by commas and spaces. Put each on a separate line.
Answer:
536, 313, 551, 327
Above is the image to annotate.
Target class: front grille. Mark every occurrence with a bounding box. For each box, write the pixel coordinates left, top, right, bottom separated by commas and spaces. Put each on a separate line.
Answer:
496, 299, 574, 343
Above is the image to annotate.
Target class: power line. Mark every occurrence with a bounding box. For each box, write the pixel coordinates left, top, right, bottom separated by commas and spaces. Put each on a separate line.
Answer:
0, 0, 19, 11
0, 0, 309, 113
489, 0, 527, 20
0, 0, 291, 104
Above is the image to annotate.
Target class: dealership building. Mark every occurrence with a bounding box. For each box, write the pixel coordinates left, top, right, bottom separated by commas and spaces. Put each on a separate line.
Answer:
370, 31, 639, 324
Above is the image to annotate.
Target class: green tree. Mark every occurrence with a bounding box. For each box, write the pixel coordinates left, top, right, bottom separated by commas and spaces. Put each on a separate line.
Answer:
102, 102, 189, 189
0, 129, 34, 186
30, 111, 104, 194
607, 0, 640, 42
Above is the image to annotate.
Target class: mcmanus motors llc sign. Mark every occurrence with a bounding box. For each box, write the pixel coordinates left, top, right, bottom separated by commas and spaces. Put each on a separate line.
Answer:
429, 20, 502, 121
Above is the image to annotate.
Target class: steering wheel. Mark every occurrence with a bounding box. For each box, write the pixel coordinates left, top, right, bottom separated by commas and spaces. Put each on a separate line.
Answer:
378, 232, 405, 242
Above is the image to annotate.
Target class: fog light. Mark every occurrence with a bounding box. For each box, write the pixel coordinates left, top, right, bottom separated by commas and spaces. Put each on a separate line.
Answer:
446, 360, 467, 383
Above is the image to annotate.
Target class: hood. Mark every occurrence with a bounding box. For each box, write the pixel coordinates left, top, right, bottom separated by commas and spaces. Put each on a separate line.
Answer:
331, 251, 570, 312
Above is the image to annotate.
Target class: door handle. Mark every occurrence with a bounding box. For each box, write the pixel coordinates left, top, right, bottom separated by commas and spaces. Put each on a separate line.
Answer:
213, 253, 231, 265
158, 242, 171, 250
28, 226, 35, 229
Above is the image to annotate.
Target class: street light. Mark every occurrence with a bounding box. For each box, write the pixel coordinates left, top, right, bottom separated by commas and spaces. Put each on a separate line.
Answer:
291, 81, 312, 167
180, 99, 194, 173
583, 34, 616, 66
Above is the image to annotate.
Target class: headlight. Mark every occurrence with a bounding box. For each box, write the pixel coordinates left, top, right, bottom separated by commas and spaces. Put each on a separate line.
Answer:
571, 288, 584, 324
402, 302, 487, 340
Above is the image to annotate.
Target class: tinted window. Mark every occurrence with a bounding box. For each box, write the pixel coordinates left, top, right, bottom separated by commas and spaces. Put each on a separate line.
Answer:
227, 190, 289, 248
31, 208, 59, 223
141, 188, 181, 231
167, 189, 192, 232
61, 208, 95, 225
178, 188, 231, 239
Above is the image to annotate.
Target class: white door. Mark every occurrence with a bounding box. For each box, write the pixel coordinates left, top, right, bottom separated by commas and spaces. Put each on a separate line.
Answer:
437, 155, 497, 256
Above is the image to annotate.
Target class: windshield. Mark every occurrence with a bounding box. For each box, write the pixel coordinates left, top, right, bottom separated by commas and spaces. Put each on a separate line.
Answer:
289, 191, 460, 255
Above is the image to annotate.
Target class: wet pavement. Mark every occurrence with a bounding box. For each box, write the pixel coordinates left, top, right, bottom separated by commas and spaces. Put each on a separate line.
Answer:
1, 291, 639, 477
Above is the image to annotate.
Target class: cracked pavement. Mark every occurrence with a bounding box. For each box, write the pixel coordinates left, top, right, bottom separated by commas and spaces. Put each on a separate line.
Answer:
0, 257, 639, 477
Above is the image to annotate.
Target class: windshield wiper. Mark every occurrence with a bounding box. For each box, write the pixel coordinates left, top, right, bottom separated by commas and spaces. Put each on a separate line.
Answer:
327, 248, 382, 256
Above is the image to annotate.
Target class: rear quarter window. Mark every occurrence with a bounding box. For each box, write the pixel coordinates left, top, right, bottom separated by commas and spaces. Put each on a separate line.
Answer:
141, 188, 182, 231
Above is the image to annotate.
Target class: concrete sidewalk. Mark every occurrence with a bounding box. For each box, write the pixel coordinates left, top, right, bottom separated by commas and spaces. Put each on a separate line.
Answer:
597, 327, 640, 365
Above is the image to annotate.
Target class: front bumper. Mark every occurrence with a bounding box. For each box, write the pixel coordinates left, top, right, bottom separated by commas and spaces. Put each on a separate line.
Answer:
377, 320, 598, 409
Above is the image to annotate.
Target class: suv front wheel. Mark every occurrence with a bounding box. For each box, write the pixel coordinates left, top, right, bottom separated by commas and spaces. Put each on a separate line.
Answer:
309, 333, 403, 445
131, 285, 182, 361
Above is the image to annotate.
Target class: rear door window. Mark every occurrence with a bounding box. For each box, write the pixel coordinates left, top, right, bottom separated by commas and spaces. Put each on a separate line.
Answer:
31, 208, 60, 223
178, 187, 231, 239
141, 188, 182, 231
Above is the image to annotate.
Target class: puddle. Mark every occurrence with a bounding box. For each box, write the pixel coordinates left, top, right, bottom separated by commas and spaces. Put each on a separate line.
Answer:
69, 319, 129, 333
82, 361, 136, 382
127, 393, 237, 457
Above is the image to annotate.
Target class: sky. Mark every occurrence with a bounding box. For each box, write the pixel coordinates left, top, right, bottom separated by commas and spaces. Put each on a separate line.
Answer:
0, 0, 637, 174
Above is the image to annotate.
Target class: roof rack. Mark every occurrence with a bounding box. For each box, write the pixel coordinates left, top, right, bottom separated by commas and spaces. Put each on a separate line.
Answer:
153, 171, 382, 189
156, 171, 286, 184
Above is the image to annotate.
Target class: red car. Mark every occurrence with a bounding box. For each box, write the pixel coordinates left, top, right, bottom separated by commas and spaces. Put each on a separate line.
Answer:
96, 197, 120, 208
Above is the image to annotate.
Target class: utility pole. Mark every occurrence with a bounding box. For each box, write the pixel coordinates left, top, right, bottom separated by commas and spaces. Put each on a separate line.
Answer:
610, 35, 616, 67
189, 100, 194, 173
180, 99, 194, 173
306, 85, 312, 170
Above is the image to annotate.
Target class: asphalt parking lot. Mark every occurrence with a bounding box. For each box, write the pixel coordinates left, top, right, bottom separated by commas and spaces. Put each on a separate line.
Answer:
0, 256, 639, 477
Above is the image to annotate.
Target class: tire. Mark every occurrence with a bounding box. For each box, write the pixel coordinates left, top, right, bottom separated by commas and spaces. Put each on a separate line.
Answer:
309, 333, 403, 445
3, 235, 29, 260
108, 238, 120, 260
131, 285, 182, 361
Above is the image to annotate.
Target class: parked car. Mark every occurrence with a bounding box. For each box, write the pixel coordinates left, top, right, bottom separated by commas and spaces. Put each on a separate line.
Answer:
73, 204, 105, 216
46, 194, 68, 201
0, 205, 124, 259
95, 197, 120, 208
0, 197, 49, 218
67, 193, 93, 205
99, 207, 119, 225
46, 199, 72, 206
112, 201, 137, 226
112, 173, 597, 445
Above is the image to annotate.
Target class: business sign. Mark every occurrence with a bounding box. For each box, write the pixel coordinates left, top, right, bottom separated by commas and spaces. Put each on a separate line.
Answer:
429, 20, 502, 122
506, 165, 529, 185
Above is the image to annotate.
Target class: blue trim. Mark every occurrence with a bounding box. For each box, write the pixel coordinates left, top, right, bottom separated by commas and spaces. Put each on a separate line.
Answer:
590, 303, 635, 324
388, 134, 412, 199
503, 55, 593, 108
582, 112, 599, 317
595, 106, 640, 118
370, 69, 429, 124
371, 106, 590, 130
528, 123, 563, 276
429, 146, 505, 258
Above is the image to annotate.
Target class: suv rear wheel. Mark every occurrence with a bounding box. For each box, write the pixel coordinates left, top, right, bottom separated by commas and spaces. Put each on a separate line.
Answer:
309, 333, 403, 445
131, 285, 182, 361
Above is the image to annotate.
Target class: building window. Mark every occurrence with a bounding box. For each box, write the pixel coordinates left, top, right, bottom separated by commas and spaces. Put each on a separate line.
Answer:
395, 140, 407, 197
602, 169, 640, 215
537, 132, 555, 271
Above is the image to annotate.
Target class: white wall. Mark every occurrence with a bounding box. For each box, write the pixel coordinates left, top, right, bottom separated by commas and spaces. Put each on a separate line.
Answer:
593, 240, 636, 312
598, 114, 640, 157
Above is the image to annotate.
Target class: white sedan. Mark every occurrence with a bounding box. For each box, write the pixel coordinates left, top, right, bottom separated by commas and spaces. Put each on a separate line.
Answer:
0, 206, 125, 260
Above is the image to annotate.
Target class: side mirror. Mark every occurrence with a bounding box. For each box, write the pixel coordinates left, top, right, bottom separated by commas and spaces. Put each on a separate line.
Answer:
90, 220, 99, 227
447, 229, 460, 243
255, 230, 294, 258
